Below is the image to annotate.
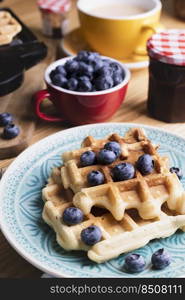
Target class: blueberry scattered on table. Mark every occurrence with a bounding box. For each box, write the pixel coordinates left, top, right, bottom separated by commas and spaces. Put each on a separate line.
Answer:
124, 253, 146, 273
3, 124, 20, 139
151, 248, 171, 270
87, 170, 105, 186
97, 149, 117, 165
80, 150, 96, 167
112, 163, 135, 181
170, 167, 183, 180
62, 207, 84, 225
81, 225, 102, 246
104, 141, 121, 158
136, 154, 154, 175
0, 113, 13, 126
50, 51, 124, 92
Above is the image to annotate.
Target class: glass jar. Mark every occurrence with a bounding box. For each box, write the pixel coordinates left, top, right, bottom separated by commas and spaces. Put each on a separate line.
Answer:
147, 57, 185, 122
174, 0, 185, 20
38, 0, 71, 38
147, 29, 185, 123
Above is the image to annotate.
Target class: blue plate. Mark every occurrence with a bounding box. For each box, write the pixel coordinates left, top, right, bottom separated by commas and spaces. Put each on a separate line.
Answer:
1, 123, 185, 278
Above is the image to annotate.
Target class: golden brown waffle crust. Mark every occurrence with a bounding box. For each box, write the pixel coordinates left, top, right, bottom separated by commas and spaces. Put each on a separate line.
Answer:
42, 167, 185, 263
43, 195, 185, 263
41, 129, 185, 263
61, 128, 185, 221
88, 214, 185, 263
0, 11, 22, 45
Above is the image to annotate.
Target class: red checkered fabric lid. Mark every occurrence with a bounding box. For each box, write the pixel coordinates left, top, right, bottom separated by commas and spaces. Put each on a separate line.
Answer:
37, 0, 71, 13
147, 30, 185, 66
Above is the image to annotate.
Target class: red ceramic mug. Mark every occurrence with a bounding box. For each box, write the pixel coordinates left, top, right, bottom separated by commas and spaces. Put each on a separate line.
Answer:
33, 56, 130, 125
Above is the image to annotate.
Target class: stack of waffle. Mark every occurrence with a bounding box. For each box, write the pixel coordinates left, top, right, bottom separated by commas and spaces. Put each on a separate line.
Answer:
0, 11, 22, 45
42, 128, 185, 263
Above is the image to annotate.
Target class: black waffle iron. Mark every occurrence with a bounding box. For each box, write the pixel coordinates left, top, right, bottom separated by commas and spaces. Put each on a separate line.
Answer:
0, 8, 47, 96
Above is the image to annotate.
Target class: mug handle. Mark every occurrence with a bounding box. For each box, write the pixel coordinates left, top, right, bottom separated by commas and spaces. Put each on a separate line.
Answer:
33, 90, 65, 122
133, 23, 164, 56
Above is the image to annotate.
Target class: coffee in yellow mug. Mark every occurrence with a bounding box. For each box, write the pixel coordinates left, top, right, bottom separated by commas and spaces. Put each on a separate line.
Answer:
77, 0, 163, 60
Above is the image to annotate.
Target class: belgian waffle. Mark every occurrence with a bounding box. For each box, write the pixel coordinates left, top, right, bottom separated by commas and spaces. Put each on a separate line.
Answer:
61, 128, 159, 193
42, 167, 185, 263
0, 11, 22, 45
61, 128, 185, 220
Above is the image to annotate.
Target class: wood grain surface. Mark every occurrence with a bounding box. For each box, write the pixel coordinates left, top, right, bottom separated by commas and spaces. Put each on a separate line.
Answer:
0, 0, 185, 278
0, 69, 37, 160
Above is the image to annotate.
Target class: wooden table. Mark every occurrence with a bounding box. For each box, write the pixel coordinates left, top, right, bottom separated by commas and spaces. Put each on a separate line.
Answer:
0, 0, 185, 278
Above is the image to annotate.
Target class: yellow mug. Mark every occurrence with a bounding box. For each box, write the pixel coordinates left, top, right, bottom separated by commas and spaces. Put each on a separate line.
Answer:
77, 0, 163, 60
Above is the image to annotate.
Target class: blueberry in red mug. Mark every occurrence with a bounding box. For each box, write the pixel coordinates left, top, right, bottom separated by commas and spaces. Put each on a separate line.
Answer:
33, 51, 130, 125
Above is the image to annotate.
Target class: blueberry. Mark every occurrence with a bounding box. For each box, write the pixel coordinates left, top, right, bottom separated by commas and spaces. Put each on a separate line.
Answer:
109, 62, 123, 75
113, 73, 123, 86
170, 167, 183, 180
87, 170, 105, 186
75, 51, 101, 63
65, 60, 79, 73
0, 113, 13, 126
91, 86, 97, 92
60, 77, 68, 88
97, 149, 116, 165
67, 77, 78, 91
76, 50, 90, 62
62, 207, 84, 225
52, 73, 67, 87
81, 225, 102, 245
124, 254, 146, 273
79, 75, 91, 81
151, 248, 171, 270
50, 69, 57, 80
55, 65, 67, 77
87, 52, 101, 63
80, 151, 96, 167
104, 141, 121, 157
112, 163, 135, 181
102, 59, 111, 67
61, 52, 124, 93
97, 66, 113, 77
94, 76, 114, 91
91, 58, 104, 72
136, 154, 154, 175
3, 124, 20, 139
78, 76, 92, 92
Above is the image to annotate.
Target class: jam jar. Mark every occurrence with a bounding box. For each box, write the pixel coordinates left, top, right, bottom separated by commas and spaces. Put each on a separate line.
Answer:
147, 30, 185, 123
174, 0, 185, 20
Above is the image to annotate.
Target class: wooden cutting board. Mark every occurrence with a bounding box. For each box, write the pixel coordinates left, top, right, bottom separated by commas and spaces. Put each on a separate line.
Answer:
0, 41, 58, 160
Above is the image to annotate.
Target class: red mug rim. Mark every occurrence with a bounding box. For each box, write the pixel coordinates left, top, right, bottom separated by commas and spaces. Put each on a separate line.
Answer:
44, 55, 131, 96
